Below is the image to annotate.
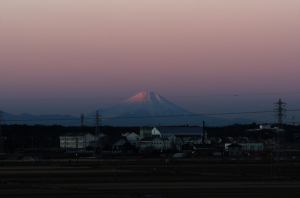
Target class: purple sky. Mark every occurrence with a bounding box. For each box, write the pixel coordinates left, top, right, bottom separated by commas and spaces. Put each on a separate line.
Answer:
1, 1, 299, 124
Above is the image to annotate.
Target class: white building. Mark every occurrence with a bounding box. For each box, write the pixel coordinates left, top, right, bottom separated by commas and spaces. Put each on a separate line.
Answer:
225, 143, 264, 151
139, 137, 164, 151
59, 132, 94, 149
140, 127, 153, 138
152, 127, 207, 150
186, 136, 203, 145
111, 137, 128, 151
122, 132, 140, 148
94, 133, 108, 149
259, 125, 271, 130
152, 127, 207, 139
226, 143, 243, 156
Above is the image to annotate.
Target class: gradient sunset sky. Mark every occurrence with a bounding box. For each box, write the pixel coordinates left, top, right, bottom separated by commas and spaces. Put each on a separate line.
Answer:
1, 0, 299, 124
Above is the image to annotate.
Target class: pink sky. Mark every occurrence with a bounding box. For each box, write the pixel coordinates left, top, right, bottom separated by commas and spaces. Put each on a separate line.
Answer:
0, 0, 299, 122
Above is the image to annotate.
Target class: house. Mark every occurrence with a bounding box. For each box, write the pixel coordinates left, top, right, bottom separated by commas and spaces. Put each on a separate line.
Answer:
153, 127, 207, 139
248, 137, 257, 143
140, 127, 153, 138
186, 136, 203, 145
246, 125, 285, 133
94, 133, 108, 149
111, 136, 128, 151
225, 143, 264, 151
210, 137, 222, 144
226, 143, 243, 156
139, 137, 164, 151
240, 143, 264, 151
238, 137, 249, 143
193, 144, 213, 155
151, 127, 208, 150
122, 132, 140, 148
161, 138, 170, 150
264, 139, 278, 149
260, 125, 271, 130
167, 134, 177, 144
59, 132, 94, 149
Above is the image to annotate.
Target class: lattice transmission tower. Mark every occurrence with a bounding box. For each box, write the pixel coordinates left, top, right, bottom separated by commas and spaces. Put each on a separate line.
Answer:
274, 99, 286, 128
0, 111, 4, 153
93, 110, 101, 155
274, 99, 286, 147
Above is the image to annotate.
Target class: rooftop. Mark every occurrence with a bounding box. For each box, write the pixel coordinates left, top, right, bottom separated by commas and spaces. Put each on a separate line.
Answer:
155, 127, 206, 135
61, 132, 93, 137
227, 143, 243, 148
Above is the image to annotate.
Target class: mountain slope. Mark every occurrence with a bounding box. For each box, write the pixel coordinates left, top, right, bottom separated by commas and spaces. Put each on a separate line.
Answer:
1, 92, 262, 126
87, 92, 228, 126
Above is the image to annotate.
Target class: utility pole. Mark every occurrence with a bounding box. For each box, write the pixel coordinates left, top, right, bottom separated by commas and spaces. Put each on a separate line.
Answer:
292, 116, 295, 126
0, 111, 4, 153
202, 121, 205, 145
271, 152, 273, 177
203, 121, 206, 173
80, 113, 84, 127
94, 110, 101, 140
93, 110, 101, 157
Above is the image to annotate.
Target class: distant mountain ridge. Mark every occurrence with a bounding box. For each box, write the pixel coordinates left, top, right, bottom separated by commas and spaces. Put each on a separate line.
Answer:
1, 92, 262, 126
1, 111, 80, 126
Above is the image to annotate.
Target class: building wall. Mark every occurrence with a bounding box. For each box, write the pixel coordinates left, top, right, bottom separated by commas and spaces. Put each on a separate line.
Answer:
112, 139, 127, 151
139, 141, 151, 150
260, 125, 271, 129
139, 138, 164, 151
59, 133, 94, 148
150, 138, 163, 150
83, 134, 95, 148
228, 147, 243, 156
140, 127, 152, 138
151, 128, 161, 136
123, 133, 140, 147
225, 143, 264, 151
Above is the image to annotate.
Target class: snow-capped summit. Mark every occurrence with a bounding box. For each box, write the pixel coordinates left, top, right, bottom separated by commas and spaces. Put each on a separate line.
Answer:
123, 92, 163, 104
105, 92, 193, 117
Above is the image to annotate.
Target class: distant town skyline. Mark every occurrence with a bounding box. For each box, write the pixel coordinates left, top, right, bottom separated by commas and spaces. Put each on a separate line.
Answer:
1, 1, 299, 124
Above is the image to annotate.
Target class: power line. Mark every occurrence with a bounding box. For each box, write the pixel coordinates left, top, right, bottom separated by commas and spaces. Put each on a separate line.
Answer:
3, 109, 300, 122
1, 91, 300, 102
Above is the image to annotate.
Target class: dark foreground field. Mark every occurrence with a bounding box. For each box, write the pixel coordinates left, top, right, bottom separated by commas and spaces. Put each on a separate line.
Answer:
0, 159, 300, 198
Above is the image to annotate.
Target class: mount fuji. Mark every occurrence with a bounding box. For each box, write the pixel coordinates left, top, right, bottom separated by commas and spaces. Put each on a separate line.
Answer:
1, 92, 260, 126
87, 92, 228, 126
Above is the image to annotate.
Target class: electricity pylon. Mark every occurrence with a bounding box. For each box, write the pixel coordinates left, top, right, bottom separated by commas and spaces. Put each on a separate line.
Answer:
93, 110, 101, 155
274, 99, 286, 147
274, 99, 286, 128
0, 111, 4, 153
